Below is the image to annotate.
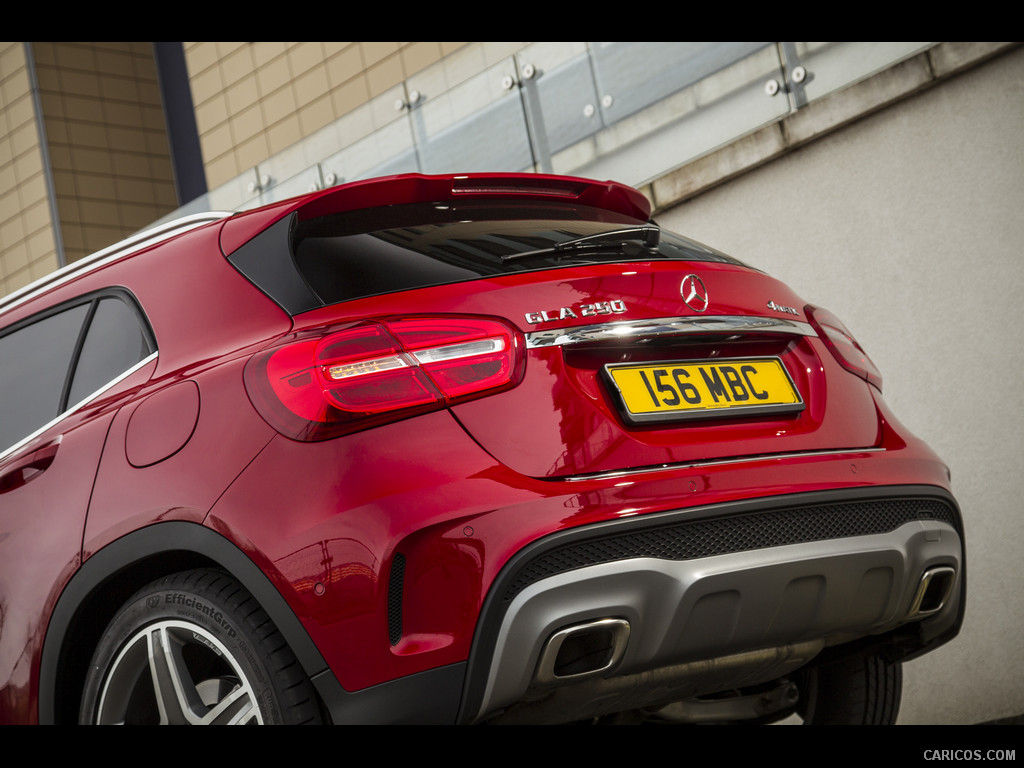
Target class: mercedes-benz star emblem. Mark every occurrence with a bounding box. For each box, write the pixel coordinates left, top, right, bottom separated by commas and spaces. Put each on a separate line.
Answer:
680, 274, 709, 312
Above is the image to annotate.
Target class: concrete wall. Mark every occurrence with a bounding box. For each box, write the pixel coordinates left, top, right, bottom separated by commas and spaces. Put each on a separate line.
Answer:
659, 46, 1024, 724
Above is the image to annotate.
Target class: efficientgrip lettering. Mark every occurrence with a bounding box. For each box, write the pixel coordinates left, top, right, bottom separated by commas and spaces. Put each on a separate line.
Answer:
166, 593, 237, 638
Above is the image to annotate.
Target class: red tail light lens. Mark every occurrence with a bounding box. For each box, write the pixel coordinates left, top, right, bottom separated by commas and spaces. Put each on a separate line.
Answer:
806, 306, 883, 391
245, 316, 523, 440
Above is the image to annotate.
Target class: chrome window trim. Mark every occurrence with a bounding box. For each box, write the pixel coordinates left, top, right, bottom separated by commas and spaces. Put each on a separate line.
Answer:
524, 315, 817, 349
0, 213, 232, 316
0, 351, 158, 464
556, 447, 885, 482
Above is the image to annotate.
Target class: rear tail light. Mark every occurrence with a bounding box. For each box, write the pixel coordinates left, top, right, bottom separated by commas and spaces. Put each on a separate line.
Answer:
806, 306, 883, 391
244, 316, 524, 440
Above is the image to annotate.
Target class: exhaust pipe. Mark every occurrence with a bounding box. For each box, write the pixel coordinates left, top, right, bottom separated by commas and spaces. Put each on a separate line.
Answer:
907, 565, 956, 619
535, 618, 630, 684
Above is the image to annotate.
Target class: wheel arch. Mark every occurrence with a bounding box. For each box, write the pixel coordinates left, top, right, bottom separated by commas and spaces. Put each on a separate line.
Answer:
39, 521, 333, 724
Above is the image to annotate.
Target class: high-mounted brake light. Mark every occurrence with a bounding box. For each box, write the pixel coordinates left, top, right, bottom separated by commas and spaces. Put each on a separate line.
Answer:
244, 316, 524, 440
806, 306, 883, 391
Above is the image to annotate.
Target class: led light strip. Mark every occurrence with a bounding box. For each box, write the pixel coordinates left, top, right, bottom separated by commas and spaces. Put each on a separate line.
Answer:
325, 337, 507, 381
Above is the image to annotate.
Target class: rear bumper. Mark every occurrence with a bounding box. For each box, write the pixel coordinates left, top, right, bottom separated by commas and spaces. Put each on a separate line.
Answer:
458, 486, 963, 723
211, 410, 964, 724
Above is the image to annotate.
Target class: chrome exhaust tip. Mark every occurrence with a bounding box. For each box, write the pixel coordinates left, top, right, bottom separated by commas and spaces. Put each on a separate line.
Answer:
535, 618, 630, 684
907, 565, 956, 619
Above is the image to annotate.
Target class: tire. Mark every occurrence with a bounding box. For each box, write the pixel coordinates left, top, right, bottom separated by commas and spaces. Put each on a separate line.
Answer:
79, 569, 321, 724
797, 652, 902, 724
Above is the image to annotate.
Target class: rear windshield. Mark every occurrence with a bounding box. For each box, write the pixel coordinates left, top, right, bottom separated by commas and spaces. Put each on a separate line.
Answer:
292, 202, 746, 306
227, 201, 748, 315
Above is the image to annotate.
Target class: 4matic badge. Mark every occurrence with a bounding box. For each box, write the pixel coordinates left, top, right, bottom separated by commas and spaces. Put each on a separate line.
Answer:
525, 300, 627, 324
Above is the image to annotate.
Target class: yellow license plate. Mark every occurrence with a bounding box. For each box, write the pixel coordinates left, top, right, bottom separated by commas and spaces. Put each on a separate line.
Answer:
604, 357, 803, 424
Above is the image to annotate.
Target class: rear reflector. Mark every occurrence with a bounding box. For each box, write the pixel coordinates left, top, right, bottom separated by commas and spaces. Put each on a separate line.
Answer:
245, 316, 523, 440
806, 306, 883, 391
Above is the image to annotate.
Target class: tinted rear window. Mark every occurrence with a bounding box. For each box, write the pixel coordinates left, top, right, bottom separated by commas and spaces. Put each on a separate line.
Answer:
229, 201, 747, 314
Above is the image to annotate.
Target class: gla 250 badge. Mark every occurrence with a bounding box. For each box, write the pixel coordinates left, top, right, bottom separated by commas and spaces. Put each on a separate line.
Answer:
525, 300, 627, 324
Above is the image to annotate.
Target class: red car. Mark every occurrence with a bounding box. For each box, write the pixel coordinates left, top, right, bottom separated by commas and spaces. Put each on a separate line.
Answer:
0, 173, 963, 724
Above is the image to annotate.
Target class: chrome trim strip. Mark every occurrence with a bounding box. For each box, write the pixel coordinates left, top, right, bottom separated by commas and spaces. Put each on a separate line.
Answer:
0, 212, 232, 316
524, 315, 816, 349
557, 447, 885, 482
0, 351, 158, 464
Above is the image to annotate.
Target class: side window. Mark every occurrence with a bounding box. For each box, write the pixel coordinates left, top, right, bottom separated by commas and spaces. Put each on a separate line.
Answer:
0, 292, 155, 454
67, 297, 153, 406
0, 303, 90, 451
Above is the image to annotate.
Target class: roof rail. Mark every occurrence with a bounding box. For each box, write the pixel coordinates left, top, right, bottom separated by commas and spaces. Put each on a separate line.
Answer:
0, 211, 232, 316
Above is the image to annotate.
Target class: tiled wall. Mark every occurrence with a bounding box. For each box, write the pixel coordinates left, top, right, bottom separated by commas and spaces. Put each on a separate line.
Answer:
32, 42, 177, 265
184, 42, 471, 189
0, 42, 57, 295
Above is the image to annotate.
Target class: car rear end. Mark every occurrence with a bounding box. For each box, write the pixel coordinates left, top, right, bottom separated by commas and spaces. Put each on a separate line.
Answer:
216, 173, 963, 723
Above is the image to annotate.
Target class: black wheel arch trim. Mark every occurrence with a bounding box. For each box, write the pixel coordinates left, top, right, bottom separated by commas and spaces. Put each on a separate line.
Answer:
38, 520, 339, 724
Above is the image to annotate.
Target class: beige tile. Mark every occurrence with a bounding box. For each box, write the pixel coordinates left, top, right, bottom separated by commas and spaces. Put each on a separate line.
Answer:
133, 77, 163, 108
288, 42, 325, 77
202, 121, 235, 162
31, 42, 57, 66
440, 42, 468, 57
43, 115, 69, 145
14, 153, 44, 189
75, 172, 116, 200
330, 76, 370, 117
112, 152, 152, 179
325, 45, 363, 87
229, 102, 265, 144
61, 68, 103, 99
4, 99, 33, 136
153, 179, 178, 208
190, 65, 225, 107
68, 145, 115, 176
184, 42, 219, 77
220, 44, 255, 87
39, 91, 67, 120
298, 93, 334, 135
26, 227, 56, 260
400, 42, 443, 77
267, 114, 303, 155
205, 152, 240, 189
361, 42, 398, 68
94, 48, 134, 78
0, 42, 26, 79
366, 54, 404, 98
51, 169, 78, 198
20, 199, 52, 235
0, 216, 26, 250
234, 132, 272, 172
144, 130, 173, 158
10, 121, 41, 160
256, 57, 292, 96
226, 74, 260, 114
107, 125, 149, 155
53, 43, 96, 72
261, 87, 299, 126
251, 41, 288, 68
97, 98, 143, 128
33, 64, 62, 93
2, 244, 31, 278
322, 42, 353, 58
29, 252, 58, 278
294, 65, 330, 108
66, 121, 109, 150
99, 74, 139, 102
132, 51, 159, 82
194, 96, 229, 135
2, 245, 30, 278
